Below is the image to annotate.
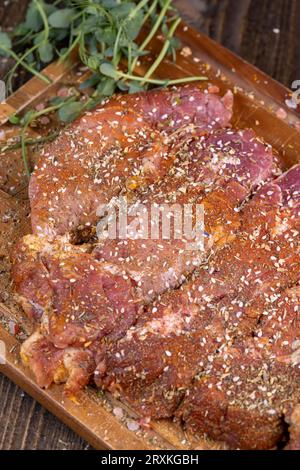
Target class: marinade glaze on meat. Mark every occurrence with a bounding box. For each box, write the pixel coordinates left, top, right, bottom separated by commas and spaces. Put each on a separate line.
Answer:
11, 85, 300, 449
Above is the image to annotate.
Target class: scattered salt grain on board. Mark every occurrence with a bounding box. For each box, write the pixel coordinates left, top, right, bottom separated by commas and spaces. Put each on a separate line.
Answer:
276, 108, 287, 120
35, 103, 45, 111
57, 87, 70, 98
285, 98, 298, 109
295, 121, 300, 131
113, 407, 124, 419
180, 47, 192, 57
127, 419, 140, 432
40, 116, 50, 125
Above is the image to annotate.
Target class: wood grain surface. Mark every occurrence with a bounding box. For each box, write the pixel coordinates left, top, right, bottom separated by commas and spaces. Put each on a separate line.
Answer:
0, 0, 300, 450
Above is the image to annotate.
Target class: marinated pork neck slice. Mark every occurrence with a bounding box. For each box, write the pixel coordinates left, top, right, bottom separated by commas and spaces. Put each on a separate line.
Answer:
106, 84, 233, 133
14, 181, 242, 395
13, 128, 276, 394
187, 164, 300, 314
94, 128, 276, 301
15, 240, 140, 392
97, 166, 300, 421
20, 330, 96, 392
179, 286, 300, 450
175, 166, 300, 449
29, 107, 170, 238
13, 128, 272, 320
30, 86, 233, 238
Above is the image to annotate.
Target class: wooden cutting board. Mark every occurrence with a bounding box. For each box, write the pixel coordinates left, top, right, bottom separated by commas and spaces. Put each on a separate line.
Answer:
0, 22, 299, 450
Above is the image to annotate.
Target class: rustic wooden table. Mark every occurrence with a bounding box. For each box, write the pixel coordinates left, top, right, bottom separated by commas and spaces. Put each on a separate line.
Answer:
0, 0, 300, 450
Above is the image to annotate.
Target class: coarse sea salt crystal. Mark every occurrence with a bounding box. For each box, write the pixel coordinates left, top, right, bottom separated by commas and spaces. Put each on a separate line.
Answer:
127, 420, 140, 432
113, 407, 124, 419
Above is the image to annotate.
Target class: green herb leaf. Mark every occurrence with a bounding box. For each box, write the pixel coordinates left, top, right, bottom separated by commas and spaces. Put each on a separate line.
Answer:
128, 81, 144, 94
13, 23, 29, 37
0, 31, 12, 56
49, 96, 66, 106
99, 62, 118, 79
123, 12, 144, 41
112, 3, 136, 21
170, 37, 181, 49
87, 55, 101, 71
97, 77, 116, 96
58, 101, 82, 123
44, 3, 57, 17
79, 73, 101, 90
50, 28, 69, 41
33, 31, 46, 46
9, 114, 21, 125
48, 8, 74, 29
25, 1, 43, 32
38, 42, 54, 63
22, 109, 36, 125
95, 27, 117, 46
85, 6, 99, 16
24, 52, 35, 64
117, 81, 129, 91
102, 0, 118, 8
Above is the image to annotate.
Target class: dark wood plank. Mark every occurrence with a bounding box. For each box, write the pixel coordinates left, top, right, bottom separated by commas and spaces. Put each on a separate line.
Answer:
174, 0, 300, 87
0, 374, 91, 450
1, 0, 300, 451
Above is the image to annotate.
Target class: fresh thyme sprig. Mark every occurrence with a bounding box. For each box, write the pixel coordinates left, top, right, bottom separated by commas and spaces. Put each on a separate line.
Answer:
0, 131, 60, 153
0, 0, 207, 175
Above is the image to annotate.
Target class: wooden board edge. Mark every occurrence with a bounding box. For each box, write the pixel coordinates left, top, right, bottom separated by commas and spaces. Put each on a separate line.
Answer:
0, 58, 77, 125
176, 23, 300, 119
0, 325, 173, 450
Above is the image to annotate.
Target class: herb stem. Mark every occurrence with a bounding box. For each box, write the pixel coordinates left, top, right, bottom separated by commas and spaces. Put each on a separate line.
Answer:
168, 76, 208, 85
21, 123, 31, 177
34, 0, 50, 42
141, 15, 181, 85
113, 27, 122, 67
141, 0, 158, 26
0, 45, 51, 85
0, 131, 59, 153
131, 0, 171, 73
116, 71, 168, 84
59, 32, 81, 62
129, 0, 150, 19
117, 70, 206, 86
127, 43, 132, 73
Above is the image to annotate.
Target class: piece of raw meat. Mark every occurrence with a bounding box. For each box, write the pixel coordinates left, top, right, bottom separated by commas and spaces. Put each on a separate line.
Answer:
106, 85, 234, 133
30, 87, 233, 238
97, 166, 300, 422
94, 128, 276, 302
179, 286, 300, 449
15, 237, 140, 392
13, 125, 277, 394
